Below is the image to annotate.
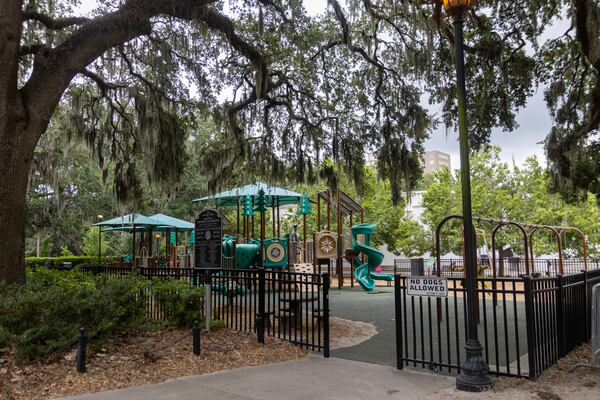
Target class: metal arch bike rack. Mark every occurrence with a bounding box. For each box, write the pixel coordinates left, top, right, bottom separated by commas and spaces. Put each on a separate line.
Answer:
491, 221, 530, 277
528, 225, 564, 275
435, 215, 588, 278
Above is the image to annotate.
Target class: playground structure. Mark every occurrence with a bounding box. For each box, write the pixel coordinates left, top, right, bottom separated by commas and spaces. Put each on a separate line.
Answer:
94, 183, 386, 292
193, 183, 390, 291
348, 224, 393, 291
312, 189, 370, 289
95, 212, 231, 268
193, 183, 303, 270
434, 214, 589, 277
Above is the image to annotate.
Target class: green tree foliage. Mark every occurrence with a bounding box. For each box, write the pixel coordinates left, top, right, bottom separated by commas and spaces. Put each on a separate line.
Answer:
24, 116, 215, 257
5, 0, 599, 284
82, 226, 112, 258
0, 268, 205, 364
539, 1, 600, 199
394, 219, 431, 258
422, 147, 600, 257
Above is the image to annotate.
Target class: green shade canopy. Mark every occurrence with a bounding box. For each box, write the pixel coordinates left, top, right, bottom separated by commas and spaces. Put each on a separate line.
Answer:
149, 214, 195, 231
192, 182, 303, 207
94, 213, 161, 228
99, 213, 195, 232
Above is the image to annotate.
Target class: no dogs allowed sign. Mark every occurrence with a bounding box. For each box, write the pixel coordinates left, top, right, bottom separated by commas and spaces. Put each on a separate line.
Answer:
407, 276, 448, 298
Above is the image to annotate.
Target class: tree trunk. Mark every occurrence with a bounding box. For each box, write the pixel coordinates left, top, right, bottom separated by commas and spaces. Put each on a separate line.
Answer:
0, 138, 32, 285
0, 0, 28, 285
36, 231, 41, 257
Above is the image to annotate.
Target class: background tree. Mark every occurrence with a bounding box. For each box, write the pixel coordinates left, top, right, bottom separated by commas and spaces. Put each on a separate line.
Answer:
0, 0, 564, 284
422, 147, 600, 257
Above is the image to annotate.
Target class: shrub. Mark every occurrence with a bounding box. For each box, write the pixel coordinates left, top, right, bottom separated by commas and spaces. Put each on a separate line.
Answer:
0, 269, 150, 364
25, 256, 119, 269
0, 269, 210, 364
150, 278, 205, 327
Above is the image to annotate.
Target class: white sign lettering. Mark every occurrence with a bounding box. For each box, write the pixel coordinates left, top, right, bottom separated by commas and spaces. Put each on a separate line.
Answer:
407, 276, 448, 298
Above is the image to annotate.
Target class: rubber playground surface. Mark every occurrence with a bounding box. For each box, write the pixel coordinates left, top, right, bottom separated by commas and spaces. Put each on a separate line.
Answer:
329, 286, 528, 375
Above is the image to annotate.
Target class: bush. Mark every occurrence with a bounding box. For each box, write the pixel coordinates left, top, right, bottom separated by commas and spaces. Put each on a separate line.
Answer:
0, 269, 150, 363
0, 269, 210, 364
150, 278, 205, 327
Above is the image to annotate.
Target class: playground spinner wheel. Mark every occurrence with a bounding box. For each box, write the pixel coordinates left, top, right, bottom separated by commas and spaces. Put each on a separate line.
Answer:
316, 232, 337, 258
266, 242, 285, 263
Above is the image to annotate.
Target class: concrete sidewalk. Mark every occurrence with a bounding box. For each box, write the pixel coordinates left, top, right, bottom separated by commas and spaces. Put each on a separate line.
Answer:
57, 355, 454, 400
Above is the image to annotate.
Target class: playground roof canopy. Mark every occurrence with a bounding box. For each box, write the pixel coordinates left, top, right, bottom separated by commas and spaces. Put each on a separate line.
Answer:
95, 213, 195, 232
192, 182, 303, 207
149, 214, 195, 231
94, 213, 161, 228
317, 189, 362, 215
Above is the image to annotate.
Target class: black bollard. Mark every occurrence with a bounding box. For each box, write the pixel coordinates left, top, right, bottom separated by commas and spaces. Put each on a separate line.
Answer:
192, 320, 201, 355
76, 327, 87, 373
255, 314, 265, 344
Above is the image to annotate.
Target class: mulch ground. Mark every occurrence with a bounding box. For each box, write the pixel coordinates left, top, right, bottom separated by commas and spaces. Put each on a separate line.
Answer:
425, 343, 600, 399
493, 343, 600, 399
0, 329, 306, 400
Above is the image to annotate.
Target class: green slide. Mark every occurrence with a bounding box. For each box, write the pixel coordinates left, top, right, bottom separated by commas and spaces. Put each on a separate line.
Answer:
351, 224, 394, 291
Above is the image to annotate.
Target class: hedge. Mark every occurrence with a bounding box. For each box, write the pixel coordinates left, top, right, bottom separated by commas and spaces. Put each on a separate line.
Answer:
25, 256, 119, 269
0, 268, 207, 364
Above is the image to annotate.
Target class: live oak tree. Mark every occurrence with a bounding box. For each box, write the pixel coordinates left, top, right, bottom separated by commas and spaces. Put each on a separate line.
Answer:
541, 0, 600, 200
0, 0, 543, 284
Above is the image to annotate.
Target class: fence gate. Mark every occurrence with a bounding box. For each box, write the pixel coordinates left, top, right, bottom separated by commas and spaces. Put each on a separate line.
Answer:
593, 284, 600, 366
210, 270, 330, 355
395, 271, 600, 379
569, 282, 600, 371
394, 274, 530, 378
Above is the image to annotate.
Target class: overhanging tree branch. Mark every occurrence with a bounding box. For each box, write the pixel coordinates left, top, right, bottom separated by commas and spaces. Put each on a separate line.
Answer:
80, 69, 126, 97
23, 11, 89, 30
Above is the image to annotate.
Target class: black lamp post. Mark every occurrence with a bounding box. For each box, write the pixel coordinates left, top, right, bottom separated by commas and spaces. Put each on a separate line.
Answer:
442, 0, 491, 392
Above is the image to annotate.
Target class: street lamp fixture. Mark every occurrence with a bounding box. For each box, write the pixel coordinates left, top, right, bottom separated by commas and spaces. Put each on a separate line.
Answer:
443, 0, 474, 17
442, 0, 492, 392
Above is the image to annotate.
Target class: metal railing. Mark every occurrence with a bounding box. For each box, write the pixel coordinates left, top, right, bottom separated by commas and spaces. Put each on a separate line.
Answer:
393, 258, 599, 278
395, 275, 528, 377
59, 265, 330, 354
395, 269, 600, 379
211, 270, 330, 354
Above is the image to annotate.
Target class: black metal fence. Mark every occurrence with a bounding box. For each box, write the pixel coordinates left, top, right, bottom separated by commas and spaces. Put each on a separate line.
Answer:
524, 269, 600, 378
393, 257, 599, 278
45, 264, 330, 354
395, 269, 600, 379
211, 270, 330, 354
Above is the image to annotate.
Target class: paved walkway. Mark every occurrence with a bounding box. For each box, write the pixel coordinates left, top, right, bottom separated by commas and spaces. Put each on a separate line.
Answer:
58, 355, 454, 400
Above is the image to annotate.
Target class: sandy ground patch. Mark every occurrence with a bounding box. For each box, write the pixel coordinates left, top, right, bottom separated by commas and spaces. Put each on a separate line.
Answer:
330, 316, 377, 349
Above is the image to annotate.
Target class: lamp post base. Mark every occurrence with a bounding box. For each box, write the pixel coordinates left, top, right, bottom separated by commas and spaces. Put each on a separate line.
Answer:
456, 339, 492, 392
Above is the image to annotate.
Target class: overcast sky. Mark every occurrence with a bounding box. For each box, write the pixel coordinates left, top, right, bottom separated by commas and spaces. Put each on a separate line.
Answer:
426, 91, 549, 170
77, 0, 552, 169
